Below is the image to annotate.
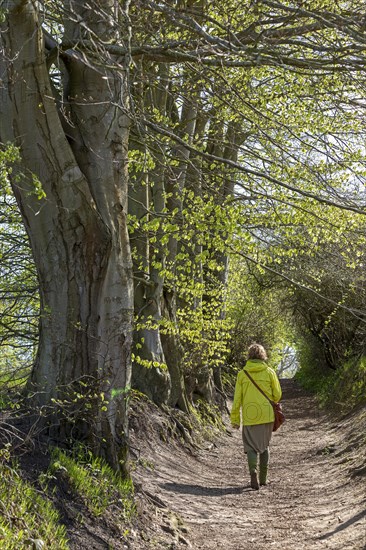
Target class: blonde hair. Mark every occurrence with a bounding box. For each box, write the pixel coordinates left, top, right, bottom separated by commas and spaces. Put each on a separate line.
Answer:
247, 343, 268, 361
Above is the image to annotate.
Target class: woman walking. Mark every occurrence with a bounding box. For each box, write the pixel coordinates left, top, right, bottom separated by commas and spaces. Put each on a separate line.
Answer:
230, 343, 282, 489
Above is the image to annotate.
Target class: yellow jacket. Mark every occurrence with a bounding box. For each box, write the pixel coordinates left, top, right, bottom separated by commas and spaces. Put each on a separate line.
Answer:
230, 359, 282, 426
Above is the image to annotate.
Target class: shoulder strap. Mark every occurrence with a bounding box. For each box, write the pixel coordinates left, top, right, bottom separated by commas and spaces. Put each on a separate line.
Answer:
243, 370, 274, 405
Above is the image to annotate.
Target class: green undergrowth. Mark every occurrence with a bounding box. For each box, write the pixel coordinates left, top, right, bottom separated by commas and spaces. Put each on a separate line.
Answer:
0, 443, 136, 549
296, 356, 366, 414
45, 446, 135, 518
192, 398, 225, 439
130, 389, 225, 449
0, 462, 69, 549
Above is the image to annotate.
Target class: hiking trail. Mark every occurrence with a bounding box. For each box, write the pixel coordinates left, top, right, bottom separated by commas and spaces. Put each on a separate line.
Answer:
131, 379, 366, 549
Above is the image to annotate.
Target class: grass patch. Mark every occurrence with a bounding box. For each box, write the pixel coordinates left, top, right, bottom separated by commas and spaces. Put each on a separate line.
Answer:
47, 446, 135, 518
0, 463, 69, 549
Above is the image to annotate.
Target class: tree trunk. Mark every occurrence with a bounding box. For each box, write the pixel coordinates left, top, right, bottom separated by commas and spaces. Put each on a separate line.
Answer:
212, 121, 244, 397
129, 128, 171, 405
161, 81, 198, 411
129, 63, 172, 404
0, 1, 133, 471
161, 288, 191, 412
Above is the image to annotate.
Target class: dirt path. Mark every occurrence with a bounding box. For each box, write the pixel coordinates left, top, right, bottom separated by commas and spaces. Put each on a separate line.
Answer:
132, 380, 366, 550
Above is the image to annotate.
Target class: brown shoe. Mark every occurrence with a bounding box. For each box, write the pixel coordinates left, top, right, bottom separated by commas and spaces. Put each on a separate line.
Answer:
250, 471, 259, 490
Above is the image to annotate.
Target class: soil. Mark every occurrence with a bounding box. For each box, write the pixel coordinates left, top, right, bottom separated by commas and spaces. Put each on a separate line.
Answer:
130, 379, 366, 550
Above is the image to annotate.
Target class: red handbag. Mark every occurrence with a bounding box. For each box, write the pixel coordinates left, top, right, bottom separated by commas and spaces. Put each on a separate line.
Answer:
272, 402, 285, 432
243, 370, 285, 432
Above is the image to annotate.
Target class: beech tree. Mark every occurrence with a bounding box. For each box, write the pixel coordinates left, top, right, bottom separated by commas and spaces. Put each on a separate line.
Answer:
0, 2, 134, 470
127, 1, 366, 409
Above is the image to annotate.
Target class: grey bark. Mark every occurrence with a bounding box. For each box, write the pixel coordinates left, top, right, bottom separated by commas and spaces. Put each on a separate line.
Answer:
0, 1, 133, 471
129, 126, 171, 405
128, 63, 191, 411
212, 121, 245, 396
129, 63, 171, 404
162, 77, 199, 412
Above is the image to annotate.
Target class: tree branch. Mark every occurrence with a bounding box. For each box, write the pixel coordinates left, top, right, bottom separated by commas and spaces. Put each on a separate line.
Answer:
139, 118, 366, 216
